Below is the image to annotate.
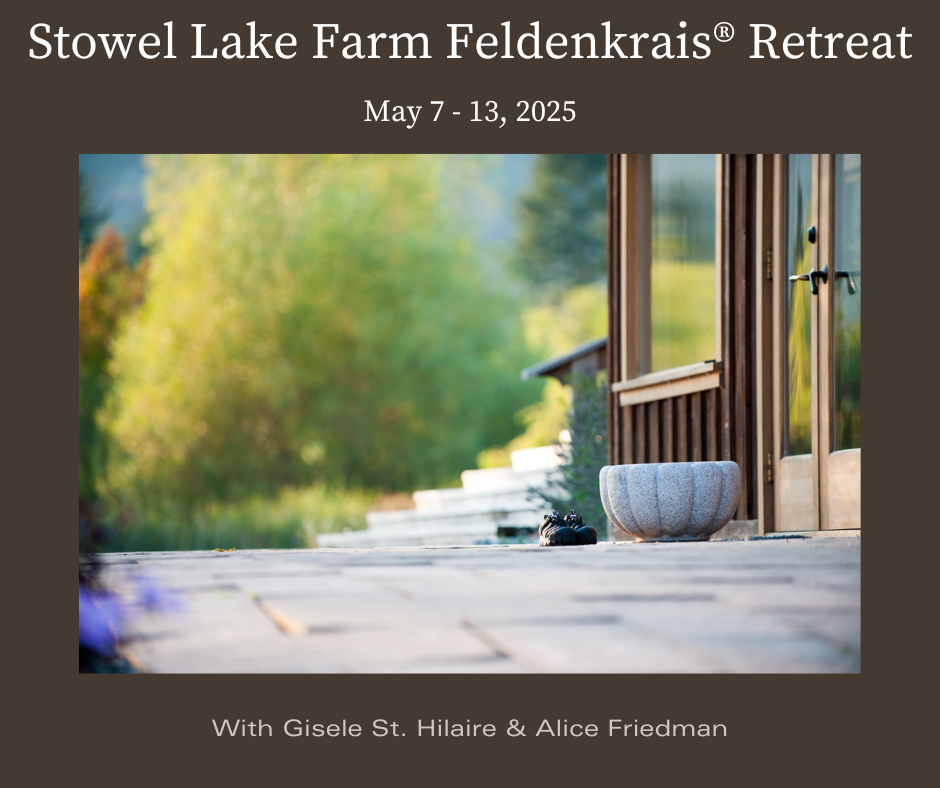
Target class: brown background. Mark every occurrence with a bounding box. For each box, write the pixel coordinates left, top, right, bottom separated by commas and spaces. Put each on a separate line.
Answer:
6, 0, 937, 784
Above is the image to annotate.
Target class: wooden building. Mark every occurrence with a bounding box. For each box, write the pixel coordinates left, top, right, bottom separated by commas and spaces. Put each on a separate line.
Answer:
521, 336, 607, 385
606, 155, 861, 535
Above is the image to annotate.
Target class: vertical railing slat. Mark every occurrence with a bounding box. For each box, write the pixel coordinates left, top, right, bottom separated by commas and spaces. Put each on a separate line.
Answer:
676, 395, 688, 462
706, 388, 718, 462
648, 401, 660, 463
635, 403, 646, 463
622, 404, 633, 464
662, 397, 674, 462
690, 392, 703, 461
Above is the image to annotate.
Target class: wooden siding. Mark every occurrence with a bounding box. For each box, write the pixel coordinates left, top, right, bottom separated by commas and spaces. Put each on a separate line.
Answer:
607, 154, 761, 522
619, 392, 725, 465
606, 154, 624, 470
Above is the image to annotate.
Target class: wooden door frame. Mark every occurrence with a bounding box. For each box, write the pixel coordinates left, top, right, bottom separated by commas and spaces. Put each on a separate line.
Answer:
771, 153, 820, 532
817, 153, 834, 529
767, 153, 860, 533
755, 155, 775, 534
818, 154, 862, 530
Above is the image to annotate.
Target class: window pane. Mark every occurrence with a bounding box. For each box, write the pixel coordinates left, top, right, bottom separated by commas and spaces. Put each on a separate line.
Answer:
650, 154, 717, 373
784, 154, 813, 456
833, 154, 861, 451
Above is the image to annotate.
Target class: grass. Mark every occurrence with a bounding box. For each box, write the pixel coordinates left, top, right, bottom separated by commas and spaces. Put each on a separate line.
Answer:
101, 483, 377, 552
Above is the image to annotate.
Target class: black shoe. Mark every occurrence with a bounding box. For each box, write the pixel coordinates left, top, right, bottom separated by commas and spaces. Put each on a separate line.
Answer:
564, 510, 598, 545
539, 510, 596, 546
539, 510, 572, 546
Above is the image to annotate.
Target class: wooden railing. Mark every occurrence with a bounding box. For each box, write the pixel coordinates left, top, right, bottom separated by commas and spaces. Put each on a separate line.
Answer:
611, 361, 724, 464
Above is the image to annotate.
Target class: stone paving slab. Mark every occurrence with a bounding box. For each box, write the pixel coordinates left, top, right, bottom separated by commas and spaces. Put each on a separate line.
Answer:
98, 537, 861, 673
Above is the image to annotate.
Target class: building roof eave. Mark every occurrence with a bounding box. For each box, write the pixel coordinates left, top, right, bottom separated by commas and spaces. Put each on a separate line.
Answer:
520, 335, 608, 382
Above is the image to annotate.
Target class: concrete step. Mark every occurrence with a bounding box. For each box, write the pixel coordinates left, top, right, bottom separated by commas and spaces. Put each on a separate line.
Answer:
320, 509, 546, 548
412, 487, 537, 514
366, 506, 546, 532
333, 445, 565, 548
458, 445, 562, 493
317, 520, 498, 548
510, 445, 564, 472
367, 509, 499, 531
459, 465, 555, 493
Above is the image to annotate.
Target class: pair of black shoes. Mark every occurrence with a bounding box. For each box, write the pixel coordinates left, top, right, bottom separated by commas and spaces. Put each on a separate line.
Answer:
538, 510, 598, 547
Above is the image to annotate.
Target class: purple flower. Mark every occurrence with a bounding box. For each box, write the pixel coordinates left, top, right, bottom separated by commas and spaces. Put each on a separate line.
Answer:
131, 576, 186, 615
78, 584, 125, 655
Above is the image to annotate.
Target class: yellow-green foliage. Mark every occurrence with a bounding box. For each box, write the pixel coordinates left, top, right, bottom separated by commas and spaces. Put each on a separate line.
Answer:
650, 260, 717, 372
104, 483, 375, 552
478, 283, 606, 467
786, 190, 814, 456
522, 282, 608, 360
477, 378, 571, 468
101, 155, 538, 515
79, 229, 148, 502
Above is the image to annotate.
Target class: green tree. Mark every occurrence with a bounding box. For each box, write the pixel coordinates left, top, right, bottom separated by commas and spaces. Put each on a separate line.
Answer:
101, 154, 537, 515
514, 154, 607, 288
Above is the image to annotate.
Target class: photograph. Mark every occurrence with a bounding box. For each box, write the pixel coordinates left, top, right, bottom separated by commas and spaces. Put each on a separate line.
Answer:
78, 152, 861, 674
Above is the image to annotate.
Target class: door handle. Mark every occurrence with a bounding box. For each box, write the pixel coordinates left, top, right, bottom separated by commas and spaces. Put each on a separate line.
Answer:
835, 270, 858, 295
789, 265, 828, 296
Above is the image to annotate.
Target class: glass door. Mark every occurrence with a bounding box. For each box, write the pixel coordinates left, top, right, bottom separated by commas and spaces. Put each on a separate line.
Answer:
773, 154, 861, 531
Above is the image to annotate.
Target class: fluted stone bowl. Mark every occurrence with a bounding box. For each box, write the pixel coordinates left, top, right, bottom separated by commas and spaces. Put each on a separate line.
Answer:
600, 462, 740, 542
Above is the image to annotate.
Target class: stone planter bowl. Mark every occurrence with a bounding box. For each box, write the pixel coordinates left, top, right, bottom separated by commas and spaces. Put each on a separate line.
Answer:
600, 462, 740, 542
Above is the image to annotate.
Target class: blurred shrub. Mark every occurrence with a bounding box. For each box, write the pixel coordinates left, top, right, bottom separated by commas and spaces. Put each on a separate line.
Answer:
477, 378, 570, 469
101, 155, 536, 514
521, 281, 607, 360
477, 282, 607, 468
534, 373, 609, 539
104, 483, 375, 552
79, 229, 148, 504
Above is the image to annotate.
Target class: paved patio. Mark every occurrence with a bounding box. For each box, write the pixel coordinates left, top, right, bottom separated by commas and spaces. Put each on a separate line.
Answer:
98, 536, 861, 673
